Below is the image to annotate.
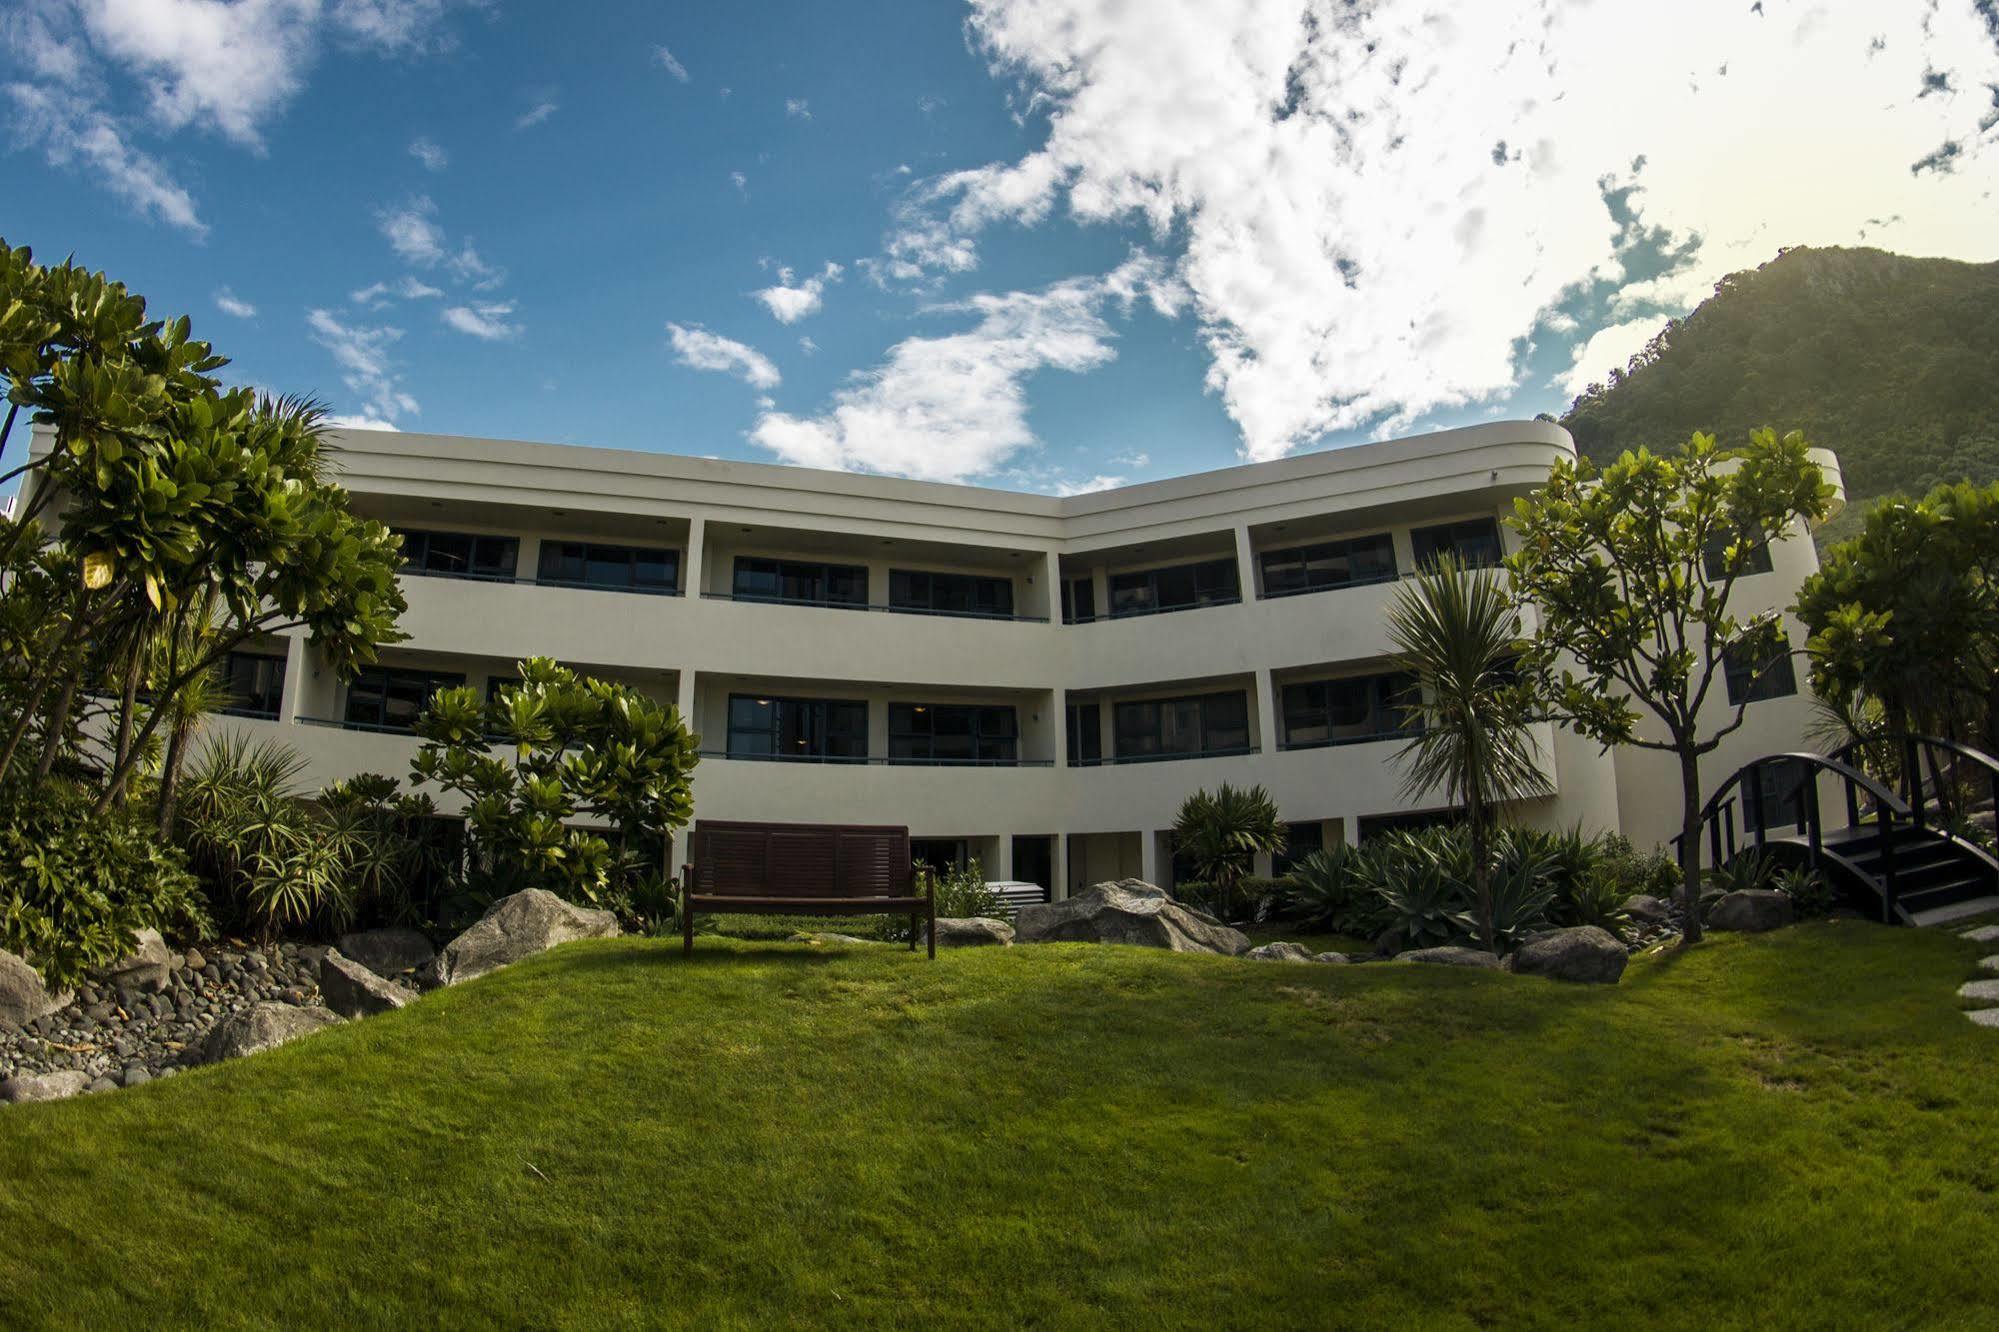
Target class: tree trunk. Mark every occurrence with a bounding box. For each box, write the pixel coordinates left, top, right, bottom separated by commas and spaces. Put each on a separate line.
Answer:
1677, 746, 1704, 946
32, 672, 83, 779
156, 720, 191, 837
105, 639, 145, 802
1470, 794, 1495, 954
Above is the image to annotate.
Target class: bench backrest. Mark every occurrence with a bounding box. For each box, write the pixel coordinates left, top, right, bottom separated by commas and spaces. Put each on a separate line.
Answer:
688, 820, 912, 899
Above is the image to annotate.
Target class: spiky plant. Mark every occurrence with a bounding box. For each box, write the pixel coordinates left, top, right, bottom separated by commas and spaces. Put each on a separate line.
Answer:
1172, 782, 1285, 921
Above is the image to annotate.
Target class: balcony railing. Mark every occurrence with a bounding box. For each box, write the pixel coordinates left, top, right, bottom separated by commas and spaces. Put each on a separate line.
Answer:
1070, 744, 1259, 767
700, 749, 1054, 767
400, 568, 684, 596
1255, 571, 1400, 601
699, 592, 1048, 623
1065, 595, 1243, 626
296, 715, 422, 736
1276, 729, 1417, 752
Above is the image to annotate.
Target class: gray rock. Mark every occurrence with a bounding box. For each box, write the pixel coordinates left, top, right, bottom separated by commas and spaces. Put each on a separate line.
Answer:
1961, 925, 1999, 944
121, 1065, 151, 1088
1312, 952, 1356, 965
0, 949, 71, 1028
101, 928, 172, 994
318, 950, 418, 1019
1980, 955, 1999, 975
1510, 926, 1628, 984
1958, 979, 1999, 1004
201, 1002, 343, 1063
1245, 941, 1317, 963
1621, 894, 1675, 925
1708, 889, 1795, 933
1399, 945, 1505, 969
1966, 1007, 1999, 1029
181, 947, 206, 973
1014, 880, 1251, 956
431, 889, 621, 986
787, 932, 883, 947
86, 1077, 118, 1094
921, 917, 1015, 949
0, 1069, 92, 1104
333, 927, 436, 979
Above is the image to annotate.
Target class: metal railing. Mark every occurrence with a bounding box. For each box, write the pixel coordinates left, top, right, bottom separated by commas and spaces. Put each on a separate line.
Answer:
701, 591, 1048, 623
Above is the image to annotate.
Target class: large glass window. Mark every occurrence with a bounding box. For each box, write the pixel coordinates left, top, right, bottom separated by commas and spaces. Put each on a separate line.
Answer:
1112, 691, 1251, 760
1273, 822, 1324, 877
392, 528, 519, 581
1061, 576, 1097, 624
1066, 701, 1102, 765
218, 652, 285, 719
344, 666, 465, 732
1259, 533, 1397, 597
1723, 627, 1797, 706
1280, 673, 1418, 748
1410, 518, 1503, 570
887, 703, 1018, 764
725, 695, 868, 761
1702, 530, 1774, 581
731, 557, 868, 607
888, 570, 1014, 619
1108, 558, 1240, 618
537, 541, 678, 594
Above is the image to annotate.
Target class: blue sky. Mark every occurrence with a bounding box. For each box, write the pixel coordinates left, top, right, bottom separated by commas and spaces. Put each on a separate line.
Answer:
5, 1, 1998, 494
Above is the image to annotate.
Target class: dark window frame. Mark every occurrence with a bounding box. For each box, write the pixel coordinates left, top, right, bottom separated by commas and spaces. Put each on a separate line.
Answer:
1111, 690, 1252, 761
1061, 576, 1097, 624
1279, 672, 1419, 749
887, 569, 1015, 620
392, 528, 520, 582
1107, 557, 1240, 619
1702, 530, 1775, 581
1723, 627, 1798, 706
1410, 518, 1503, 570
218, 651, 286, 720
1066, 701, 1103, 765
887, 702, 1019, 764
344, 666, 467, 733
1258, 532, 1398, 598
536, 540, 680, 594
724, 694, 869, 762
731, 557, 869, 608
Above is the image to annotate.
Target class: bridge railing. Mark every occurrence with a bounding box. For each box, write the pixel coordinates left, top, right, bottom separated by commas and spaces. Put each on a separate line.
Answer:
1828, 733, 1999, 836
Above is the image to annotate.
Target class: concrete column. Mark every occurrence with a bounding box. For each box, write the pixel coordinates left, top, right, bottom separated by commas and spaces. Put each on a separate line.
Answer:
515, 535, 540, 582
1040, 549, 1062, 622
1098, 699, 1116, 761
1233, 523, 1257, 600
992, 836, 1014, 882
1254, 667, 1280, 754
1140, 829, 1161, 886
1051, 687, 1069, 768
1054, 834, 1071, 901
1335, 816, 1358, 848
1390, 526, 1418, 578
278, 633, 309, 724
1090, 562, 1110, 621
674, 667, 697, 730
682, 516, 706, 598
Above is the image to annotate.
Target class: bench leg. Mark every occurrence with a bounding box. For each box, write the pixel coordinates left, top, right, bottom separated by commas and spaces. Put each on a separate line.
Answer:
909, 911, 917, 952
682, 892, 694, 956
927, 894, 936, 961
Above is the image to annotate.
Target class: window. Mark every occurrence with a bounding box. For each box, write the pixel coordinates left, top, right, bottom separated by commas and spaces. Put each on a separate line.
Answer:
1724, 627, 1797, 706
537, 541, 678, 594
484, 675, 521, 703
1410, 518, 1503, 570
218, 652, 285, 719
1112, 691, 1251, 760
392, 528, 519, 581
1280, 673, 1417, 748
1108, 557, 1239, 618
725, 695, 868, 761
1702, 530, 1774, 581
1061, 576, 1097, 624
888, 703, 1018, 764
731, 557, 868, 607
888, 570, 1014, 619
344, 666, 466, 732
1066, 701, 1102, 765
1273, 822, 1324, 877
1259, 533, 1397, 597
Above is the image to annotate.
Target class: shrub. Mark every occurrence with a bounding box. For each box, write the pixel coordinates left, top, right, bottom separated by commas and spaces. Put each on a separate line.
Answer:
1775, 866, 1836, 919
178, 735, 352, 935
318, 772, 453, 929
1705, 851, 1777, 896
1363, 831, 1468, 950
1171, 783, 1284, 922
1280, 846, 1381, 936
0, 779, 208, 988
1452, 842, 1556, 950
877, 860, 1005, 941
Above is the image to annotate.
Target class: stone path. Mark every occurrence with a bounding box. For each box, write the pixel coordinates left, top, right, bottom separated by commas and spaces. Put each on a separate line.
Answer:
1957, 926, 1999, 1027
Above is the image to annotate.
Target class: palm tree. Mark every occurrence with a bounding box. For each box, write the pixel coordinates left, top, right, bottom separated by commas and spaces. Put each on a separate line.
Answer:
1386, 552, 1550, 953
1171, 782, 1284, 920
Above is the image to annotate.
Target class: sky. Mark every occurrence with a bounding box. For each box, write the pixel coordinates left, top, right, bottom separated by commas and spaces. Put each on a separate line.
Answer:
4, 0, 1998, 496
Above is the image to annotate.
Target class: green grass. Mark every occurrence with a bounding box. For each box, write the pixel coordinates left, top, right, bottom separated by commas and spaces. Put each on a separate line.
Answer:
3, 923, 1996, 1327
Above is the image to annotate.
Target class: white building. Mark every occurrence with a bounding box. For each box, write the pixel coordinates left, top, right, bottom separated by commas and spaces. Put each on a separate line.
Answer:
34, 419, 1843, 899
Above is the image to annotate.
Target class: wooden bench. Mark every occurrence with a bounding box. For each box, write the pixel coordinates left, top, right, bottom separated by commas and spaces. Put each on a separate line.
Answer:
682, 819, 936, 958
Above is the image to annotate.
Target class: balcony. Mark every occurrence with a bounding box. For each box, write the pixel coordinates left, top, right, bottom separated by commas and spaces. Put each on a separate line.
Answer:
698, 591, 1047, 624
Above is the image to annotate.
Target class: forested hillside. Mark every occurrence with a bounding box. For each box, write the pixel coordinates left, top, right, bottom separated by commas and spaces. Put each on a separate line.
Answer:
1559, 246, 1999, 541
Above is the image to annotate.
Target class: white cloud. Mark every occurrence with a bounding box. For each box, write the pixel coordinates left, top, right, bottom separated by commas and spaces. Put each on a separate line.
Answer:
749, 253, 1172, 482
447, 241, 504, 288
75, 0, 319, 149
441, 300, 520, 340
515, 97, 557, 129
1111, 450, 1150, 468
1557, 317, 1670, 399
785, 97, 810, 120
325, 413, 399, 432
350, 275, 444, 307
307, 308, 417, 424
729, 169, 747, 196
752, 261, 844, 323
1053, 474, 1124, 496
329, 0, 467, 54
213, 286, 256, 317
654, 45, 688, 82
408, 135, 447, 171
667, 323, 781, 389
798, 336, 818, 355
3, 84, 206, 235
377, 195, 447, 265
882, 0, 1999, 460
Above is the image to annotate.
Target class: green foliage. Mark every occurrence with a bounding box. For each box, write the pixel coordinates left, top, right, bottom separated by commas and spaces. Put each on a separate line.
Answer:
1171, 783, 1284, 921
410, 657, 699, 918
876, 859, 1005, 942
0, 779, 207, 988
1279, 846, 1386, 938
1562, 246, 1999, 547
1363, 832, 1467, 950
1774, 867, 1835, 920
1508, 427, 1835, 941
317, 772, 452, 928
1452, 844, 1558, 952
1704, 851, 1777, 896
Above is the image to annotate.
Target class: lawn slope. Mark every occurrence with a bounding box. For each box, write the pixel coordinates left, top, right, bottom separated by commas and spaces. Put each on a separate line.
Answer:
2, 925, 1996, 1327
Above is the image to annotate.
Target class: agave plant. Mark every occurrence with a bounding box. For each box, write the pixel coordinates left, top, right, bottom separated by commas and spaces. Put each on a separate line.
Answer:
1172, 782, 1285, 921
1363, 832, 1466, 949
1450, 844, 1555, 952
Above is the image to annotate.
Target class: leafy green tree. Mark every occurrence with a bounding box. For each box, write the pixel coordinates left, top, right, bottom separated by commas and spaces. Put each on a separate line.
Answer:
1794, 480, 1999, 747
411, 657, 701, 916
1171, 782, 1283, 921
1507, 429, 1835, 943
1385, 553, 1550, 954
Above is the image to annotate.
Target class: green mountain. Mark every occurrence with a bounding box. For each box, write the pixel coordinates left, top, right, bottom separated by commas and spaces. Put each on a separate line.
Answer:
1559, 246, 1999, 543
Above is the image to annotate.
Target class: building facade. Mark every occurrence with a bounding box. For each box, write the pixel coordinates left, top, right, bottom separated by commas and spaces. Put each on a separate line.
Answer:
30, 419, 1844, 899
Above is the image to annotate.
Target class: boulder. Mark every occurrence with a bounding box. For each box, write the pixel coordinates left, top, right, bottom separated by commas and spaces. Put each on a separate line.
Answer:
1966, 1008, 1999, 1029
100, 928, 172, 994
1398, 945, 1505, 970
1622, 894, 1675, 926
1312, 952, 1356, 965
787, 932, 884, 947
430, 889, 620, 986
201, 1002, 343, 1063
334, 927, 436, 980
319, 950, 418, 1019
1957, 979, 1999, 1004
1708, 889, 1795, 933
0, 1070, 92, 1104
1958, 924, 1999, 945
0, 949, 71, 1027
1245, 941, 1317, 963
1014, 880, 1251, 956
1510, 926, 1628, 984
922, 917, 1015, 949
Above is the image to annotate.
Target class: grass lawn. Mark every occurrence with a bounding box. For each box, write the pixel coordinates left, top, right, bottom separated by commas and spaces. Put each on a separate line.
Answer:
2, 923, 1996, 1326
